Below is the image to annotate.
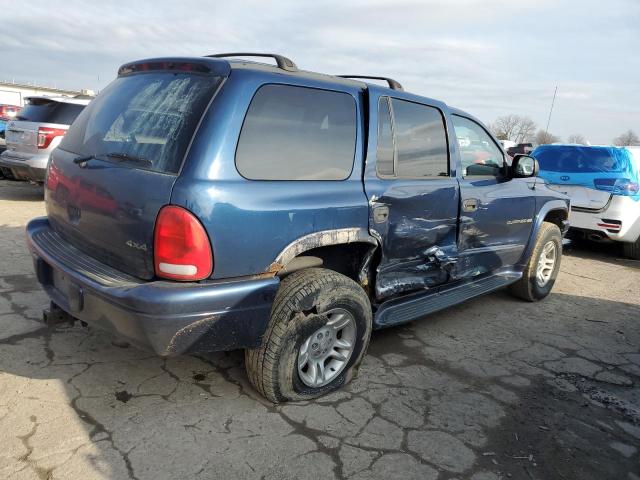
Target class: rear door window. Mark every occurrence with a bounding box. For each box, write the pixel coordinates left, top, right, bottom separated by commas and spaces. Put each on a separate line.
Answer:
16, 99, 85, 125
236, 84, 357, 180
389, 99, 449, 178
60, 72, 222, 174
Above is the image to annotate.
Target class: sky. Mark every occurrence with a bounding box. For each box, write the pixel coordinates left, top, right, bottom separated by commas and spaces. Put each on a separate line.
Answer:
0, 0, 638, 144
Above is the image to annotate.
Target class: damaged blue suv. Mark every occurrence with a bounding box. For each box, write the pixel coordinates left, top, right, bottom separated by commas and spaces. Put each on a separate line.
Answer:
27, 53, 569, 402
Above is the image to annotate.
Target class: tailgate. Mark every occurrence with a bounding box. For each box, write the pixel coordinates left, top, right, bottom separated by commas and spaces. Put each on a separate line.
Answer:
46, 148, 177, 279
4, 120, 40, 157
43, 67, 224, 280
546, 183, 611, 210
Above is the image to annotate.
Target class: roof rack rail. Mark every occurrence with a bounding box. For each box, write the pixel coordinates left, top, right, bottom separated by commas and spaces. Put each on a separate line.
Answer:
206, 53, 298, 72
337, 75, 404, 91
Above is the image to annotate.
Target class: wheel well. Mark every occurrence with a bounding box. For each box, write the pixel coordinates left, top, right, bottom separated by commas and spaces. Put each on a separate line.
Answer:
281, 242, 377, 290
544, 209, 568, 229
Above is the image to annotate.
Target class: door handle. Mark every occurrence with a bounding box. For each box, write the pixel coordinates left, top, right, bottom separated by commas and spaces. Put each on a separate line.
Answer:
463, 198, 479, 212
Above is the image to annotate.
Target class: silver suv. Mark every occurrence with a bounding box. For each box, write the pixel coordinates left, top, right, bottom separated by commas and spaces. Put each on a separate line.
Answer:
0, 96, 91, 182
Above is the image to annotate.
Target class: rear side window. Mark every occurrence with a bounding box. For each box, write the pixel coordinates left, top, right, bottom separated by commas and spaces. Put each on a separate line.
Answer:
61, 72, 222, 174
376, 98, 448, 178
236, 84, 357, 180
16, 99, 84, 125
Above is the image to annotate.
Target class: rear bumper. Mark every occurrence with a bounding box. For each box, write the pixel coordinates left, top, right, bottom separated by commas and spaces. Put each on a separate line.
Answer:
570, 195, 640, 243
26, 217, 279, 356
0, 152, 47, 182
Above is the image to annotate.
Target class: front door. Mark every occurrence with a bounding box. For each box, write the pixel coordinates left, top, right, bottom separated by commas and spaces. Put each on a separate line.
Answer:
451, 114, 536, 277
364, 94, 459, 300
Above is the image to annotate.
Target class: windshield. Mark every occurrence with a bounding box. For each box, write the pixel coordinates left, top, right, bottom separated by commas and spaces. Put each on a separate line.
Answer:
16, 99, 85, 124
60, 72, 222, 174
533, 145, 633, 174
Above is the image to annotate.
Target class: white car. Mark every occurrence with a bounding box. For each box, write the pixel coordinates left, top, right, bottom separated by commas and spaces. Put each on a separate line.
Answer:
0, 96, 91, 182
532, 144, 640, 258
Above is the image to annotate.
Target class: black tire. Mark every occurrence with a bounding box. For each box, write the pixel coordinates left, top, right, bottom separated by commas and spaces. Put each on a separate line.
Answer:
245, 268, 372, 403
510, 222, 562, 302
623, 238, 640, 260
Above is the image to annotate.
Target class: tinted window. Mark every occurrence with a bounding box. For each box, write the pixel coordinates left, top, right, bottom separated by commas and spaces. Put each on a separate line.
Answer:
17, 99, 85, 125
236, 84, 356, 180
452, 115, 504, 177
61, 73, 221, 174
376, 97, 394, 176
391, 99, 448, 177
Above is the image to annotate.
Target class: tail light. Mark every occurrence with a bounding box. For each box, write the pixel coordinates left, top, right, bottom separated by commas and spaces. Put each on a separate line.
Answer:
154, 206, 213, 281
37, 127, 67, 149
594, 178, 639, 196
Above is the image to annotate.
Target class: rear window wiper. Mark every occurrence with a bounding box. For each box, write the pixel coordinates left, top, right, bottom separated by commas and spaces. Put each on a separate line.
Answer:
73, 154, 99, 164
105, 152, 153, 167
73, 152, 153, 167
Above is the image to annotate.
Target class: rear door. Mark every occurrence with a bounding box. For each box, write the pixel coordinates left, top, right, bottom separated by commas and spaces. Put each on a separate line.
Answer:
364, 94, 459, 300
452, 114, 535, 276
46, 69, 223, 279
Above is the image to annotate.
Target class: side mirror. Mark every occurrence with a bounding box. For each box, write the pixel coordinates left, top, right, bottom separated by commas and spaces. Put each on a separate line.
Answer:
512, 154, 539, 178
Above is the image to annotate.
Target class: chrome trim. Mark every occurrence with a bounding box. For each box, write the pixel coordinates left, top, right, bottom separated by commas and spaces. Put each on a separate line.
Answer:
570, 195, 612, 214
273, 228, 377, 267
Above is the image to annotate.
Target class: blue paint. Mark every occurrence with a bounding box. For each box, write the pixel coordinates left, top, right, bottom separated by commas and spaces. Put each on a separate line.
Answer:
533, 144, 640, 201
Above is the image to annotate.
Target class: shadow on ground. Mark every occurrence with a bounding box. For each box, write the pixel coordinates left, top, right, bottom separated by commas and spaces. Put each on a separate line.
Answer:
565, 236, 640, 270
1, 261, 639, 479
0, 179, 44, 203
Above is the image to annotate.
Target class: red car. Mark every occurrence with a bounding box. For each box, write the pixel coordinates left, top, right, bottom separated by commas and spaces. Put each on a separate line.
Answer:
0, 104, 21, 121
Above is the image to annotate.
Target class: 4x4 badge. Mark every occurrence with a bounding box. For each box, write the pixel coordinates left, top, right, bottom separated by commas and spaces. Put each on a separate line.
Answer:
126, 240, 147, 251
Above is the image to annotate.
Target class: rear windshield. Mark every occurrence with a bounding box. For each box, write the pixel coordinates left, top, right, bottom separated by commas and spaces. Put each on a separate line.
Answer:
533, 146, 633, 173
60, 72, 222, 174
16, 99, 85, 124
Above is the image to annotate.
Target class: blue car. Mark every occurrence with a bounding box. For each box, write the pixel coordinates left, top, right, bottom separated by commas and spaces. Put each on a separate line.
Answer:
532, 144, 640, 258
26, 53, 569, 402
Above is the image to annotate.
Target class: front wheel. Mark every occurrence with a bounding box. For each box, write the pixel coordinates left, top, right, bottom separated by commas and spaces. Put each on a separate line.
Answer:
510, 222, 562, 301
245, 268, 372, 403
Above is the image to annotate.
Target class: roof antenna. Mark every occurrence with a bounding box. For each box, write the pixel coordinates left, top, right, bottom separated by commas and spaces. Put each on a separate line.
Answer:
545, 85, 558, 135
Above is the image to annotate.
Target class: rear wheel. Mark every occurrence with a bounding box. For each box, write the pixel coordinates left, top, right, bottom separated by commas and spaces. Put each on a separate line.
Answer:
510, 222, 562, 301
245, 268, 372, 403
623, 237, 640, 260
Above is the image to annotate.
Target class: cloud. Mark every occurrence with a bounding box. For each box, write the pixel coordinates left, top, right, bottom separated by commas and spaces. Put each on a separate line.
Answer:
0, 0, 638, 143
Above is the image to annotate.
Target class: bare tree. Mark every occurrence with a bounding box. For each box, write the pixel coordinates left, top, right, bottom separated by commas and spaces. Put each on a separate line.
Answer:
535, 129, 560, 145
567, 134, 587, 145
613, 130, 639, 146
491, 115, 537, 143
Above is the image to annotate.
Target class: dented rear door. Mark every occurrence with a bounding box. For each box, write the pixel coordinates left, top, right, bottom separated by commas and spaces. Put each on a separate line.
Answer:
364, 93, 459, 300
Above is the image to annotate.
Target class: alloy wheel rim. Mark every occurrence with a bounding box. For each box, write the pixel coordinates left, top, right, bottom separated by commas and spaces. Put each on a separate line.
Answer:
297, 308, 357, 388
536, 241, 557, 287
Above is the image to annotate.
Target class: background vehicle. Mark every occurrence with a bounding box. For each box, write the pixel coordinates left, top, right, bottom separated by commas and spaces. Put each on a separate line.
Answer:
0, 96, 90, 182
507, 142, 534, 157
27, 53, 569, 402
0, 104, 21, 154
532, 144, 640, 258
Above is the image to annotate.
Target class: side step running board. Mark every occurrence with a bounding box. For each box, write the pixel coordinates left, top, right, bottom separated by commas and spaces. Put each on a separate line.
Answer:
374, 272, 522, 328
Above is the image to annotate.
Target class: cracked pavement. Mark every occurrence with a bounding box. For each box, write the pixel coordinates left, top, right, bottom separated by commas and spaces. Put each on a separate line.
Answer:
1, 179, 639, 480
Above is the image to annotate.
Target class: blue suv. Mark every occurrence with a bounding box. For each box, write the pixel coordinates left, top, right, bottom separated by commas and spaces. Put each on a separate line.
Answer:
26, 53, 569, 402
